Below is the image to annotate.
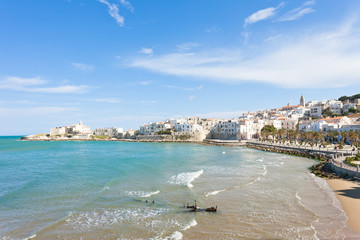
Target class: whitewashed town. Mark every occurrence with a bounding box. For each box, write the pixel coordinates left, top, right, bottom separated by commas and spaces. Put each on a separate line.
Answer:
23, 94, 360, 143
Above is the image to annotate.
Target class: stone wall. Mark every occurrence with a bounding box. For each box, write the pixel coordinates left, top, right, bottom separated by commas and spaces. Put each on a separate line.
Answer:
246, 142, 331, 161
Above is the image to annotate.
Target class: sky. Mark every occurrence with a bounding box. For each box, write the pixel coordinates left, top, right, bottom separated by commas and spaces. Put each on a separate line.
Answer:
1, 0, 360, 135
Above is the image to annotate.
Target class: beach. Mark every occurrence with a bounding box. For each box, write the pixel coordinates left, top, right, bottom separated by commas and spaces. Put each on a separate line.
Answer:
1, 137, 359, 239
327, 179, 360, 234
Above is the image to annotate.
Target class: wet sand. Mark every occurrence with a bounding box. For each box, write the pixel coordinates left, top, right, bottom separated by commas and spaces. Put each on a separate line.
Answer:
327, 179, 360, 234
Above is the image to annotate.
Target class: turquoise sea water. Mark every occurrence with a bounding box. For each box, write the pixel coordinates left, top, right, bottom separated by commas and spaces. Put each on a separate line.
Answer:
0, 136, 358, 239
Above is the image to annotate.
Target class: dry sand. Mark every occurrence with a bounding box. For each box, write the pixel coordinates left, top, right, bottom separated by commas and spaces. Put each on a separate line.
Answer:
327, 179, 360, 234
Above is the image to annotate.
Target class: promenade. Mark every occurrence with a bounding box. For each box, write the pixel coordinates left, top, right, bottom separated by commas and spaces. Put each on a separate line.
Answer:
247, 140, 360, 177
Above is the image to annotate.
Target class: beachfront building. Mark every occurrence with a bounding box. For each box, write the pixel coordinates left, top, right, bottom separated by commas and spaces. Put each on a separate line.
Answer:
279, 118, 298, 130
123, 129, 137, 139
175, 123, 203, 132
269, 119, 282, 129
238, 120, 257, 140
139, 121, 172, 135
338, 124, 360, 132
50, 121, 91, 137
199, 118, 220, 132
50, 126, 67, 136
298, 120, 313, 132
298, 116, 353, 132
93, 127, 124, 138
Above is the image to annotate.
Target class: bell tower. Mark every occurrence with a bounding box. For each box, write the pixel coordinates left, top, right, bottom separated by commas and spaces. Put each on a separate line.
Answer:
300, 95, 305, 107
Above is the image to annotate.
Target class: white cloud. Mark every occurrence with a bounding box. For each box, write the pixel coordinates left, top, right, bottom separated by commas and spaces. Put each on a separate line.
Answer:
205, 25, 219, 33
98, 0, 125, 26
0, 106, 77, 117
139, 48, 153, 55
0, 76, 90, 94
244, 2, 284, 26
188, 95, 195, 102
130, 17, 360, 89
163, 84, 203, 91
93, 98, 122, 103
119, 0, 134, 12
264, 34, 282, 42
279, 1, 315, 21
136, 100, 158, 104
92, 114, 165, 126
176, 43, 199, 51
139, 81, 152, 85
72, 62, 94, 71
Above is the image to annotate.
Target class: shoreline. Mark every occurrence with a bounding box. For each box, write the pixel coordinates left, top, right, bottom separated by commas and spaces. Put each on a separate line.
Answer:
16, 136, 360, 234
326, 179, 360, 234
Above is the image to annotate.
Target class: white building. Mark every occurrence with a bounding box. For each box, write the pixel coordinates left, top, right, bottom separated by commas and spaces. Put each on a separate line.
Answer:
215, 120, 239, 135
328, 100, 343, 114
310, 106, 322, 118
175, 123, 202, 132
50, 121, 91, 137
50, 126, 66, 136
299, 117, 353, 132
93, 127, 124, 138
279, 118, 298, 130
343, 103, 357, 113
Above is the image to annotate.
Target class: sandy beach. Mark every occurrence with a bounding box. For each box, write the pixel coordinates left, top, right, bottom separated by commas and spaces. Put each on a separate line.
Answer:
327, 179, 360, 234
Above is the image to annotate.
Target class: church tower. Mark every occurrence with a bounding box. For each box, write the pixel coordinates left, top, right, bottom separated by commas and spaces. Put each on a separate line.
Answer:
300, 95, 305, 107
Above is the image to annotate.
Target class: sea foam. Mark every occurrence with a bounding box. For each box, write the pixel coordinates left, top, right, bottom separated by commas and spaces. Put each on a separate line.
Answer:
66, 208, 166, 230
126, 190, 160, 198
168, 231, 183, 240
23, 234, 36, 240
168, 170, 203, 188
182, 219, 197, 230
205, 189, 227, 197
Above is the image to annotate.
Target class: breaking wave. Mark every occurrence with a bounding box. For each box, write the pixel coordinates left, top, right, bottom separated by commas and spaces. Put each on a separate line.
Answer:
182, 219, 197, 230
205, 189, 227, 197
168, 170, 204, 188
125, 190, 160, 198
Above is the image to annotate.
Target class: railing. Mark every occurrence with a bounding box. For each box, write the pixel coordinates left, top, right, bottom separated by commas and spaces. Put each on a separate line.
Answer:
249, 140, 358, 156
248, 140, 360, 173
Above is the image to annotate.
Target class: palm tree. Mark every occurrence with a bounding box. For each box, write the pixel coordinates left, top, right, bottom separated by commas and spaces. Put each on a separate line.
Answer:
276, 128, 286, 144
299, 131, 307, 146
348, 130, 358, 147
287, 130, 296, 145
340, 131, 349, 146
312, 131, 323, 146
327, 130, 338, 144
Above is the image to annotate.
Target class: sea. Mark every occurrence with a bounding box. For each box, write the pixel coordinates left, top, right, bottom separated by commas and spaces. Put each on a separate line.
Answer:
0, 136, 358, 240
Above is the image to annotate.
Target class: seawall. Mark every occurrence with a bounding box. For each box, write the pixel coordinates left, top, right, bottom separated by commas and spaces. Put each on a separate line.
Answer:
246, 141, 360, 180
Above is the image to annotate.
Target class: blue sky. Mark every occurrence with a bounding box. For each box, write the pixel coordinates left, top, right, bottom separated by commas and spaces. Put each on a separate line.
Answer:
1, 0, 360, 135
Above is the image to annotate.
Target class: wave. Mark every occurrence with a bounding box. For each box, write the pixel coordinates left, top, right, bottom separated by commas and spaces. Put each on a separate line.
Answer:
262, 165, 267, 176
168, 170, 204, 188
23, 234, 36, 240
206, 165, 267, 197
167, 231, 183, 240
182, 219, 197, 230
125, 190, 160, 198
99, 186, 110, 193
205, 189, 227, 197
66, 208, 166, 230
